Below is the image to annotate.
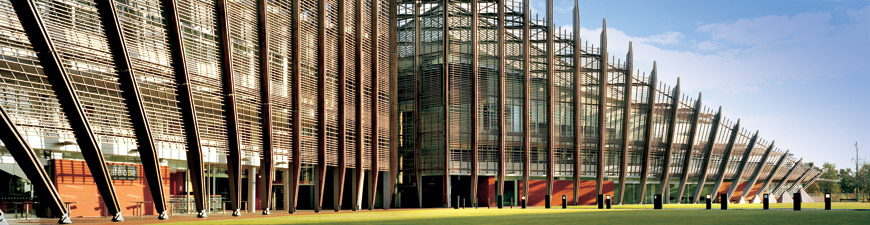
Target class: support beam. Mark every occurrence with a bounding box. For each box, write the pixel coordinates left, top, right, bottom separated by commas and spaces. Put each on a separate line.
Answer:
571, 1, 583, 206
756, 150, 790, 196
336, 0, 349, 212
369, 0, 382, 211
802, 170, 824, 189
617, 42, 633, 205
546, 0, 556, 207
786, 166, 813, 194
637, 62, 658, 203
710, 120, 742, 203
497, 0, 507, 206
676, 93, 702, 203
162, 0, 207, 218
770, 158, 803, 197
471, 0, 481, 208
10, 0, 123, 221
217, 0, 244, 216
389, 0, 400, 210
316, 0, 328, 213
290, 0, 304, 214
597, 19, 609, 197
522, 0, 531, 204
413, 0, 424, 209
442, 0, 451, 209
94, 0, 167, 219
691, 107, 722, 204
726, 131, 759, 199
739, 142, 775, 200
658, 79, 680, 204
0, 105, 70, 223
257, 0, 275, 215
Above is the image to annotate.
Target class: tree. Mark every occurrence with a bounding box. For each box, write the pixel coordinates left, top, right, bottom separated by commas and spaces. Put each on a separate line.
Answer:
807, 163, 839, 194
856, 162, 870, 201
839, 168, 856, 192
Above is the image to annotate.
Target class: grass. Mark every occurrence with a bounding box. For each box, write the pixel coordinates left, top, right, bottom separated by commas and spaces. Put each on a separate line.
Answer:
569, 202, 869, 210
167, 203, 869, 225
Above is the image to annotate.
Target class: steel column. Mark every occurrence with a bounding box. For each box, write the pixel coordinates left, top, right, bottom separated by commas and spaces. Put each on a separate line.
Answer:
756, 150, 790, 197
596, 19, 608, 196
316, 0, 328, 213
94, 0, 167, 219
675, 94, 702, 203
786, 166, 813, 193
0, 105, 70, 223
471, 0, 480, 208
217, 0, 244, 216
352, 0, 366, 211
389, 0, 399, 210
370, 0, 381, 210
571, 1, 583, 206
521, 0, 531, 204
771, 158, 803, 197
637, 62, 658, 204
545, 0, 556, 207
617, 42, 633, 205
726, 131, 758, 199
290, 0, 304, 214
658, 79, 680, 204
442, 0, 451, 208
739, 142, 775, 200
257, 0, 275, 215
691, 107, 722, 203
162, 0, 207, 218
497, 0, 507, 206
10, 0, 123, 221
413, 0, 424, 209
336, 0, 349, 212
710, 120, 742, 203
802, 170, 824, 189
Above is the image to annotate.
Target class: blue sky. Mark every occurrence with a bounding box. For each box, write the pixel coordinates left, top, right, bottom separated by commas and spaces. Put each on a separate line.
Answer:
543, 0, 870, 169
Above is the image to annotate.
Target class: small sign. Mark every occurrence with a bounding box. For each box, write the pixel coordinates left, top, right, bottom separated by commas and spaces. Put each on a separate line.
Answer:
109, 165, 138, 180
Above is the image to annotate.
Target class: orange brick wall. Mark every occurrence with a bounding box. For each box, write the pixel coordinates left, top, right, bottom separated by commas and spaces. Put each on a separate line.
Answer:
518, 180, 613, 206
52, 159, 170, 217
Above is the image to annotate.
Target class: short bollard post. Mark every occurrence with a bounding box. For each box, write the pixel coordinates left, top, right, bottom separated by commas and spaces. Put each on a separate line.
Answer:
605, 195, 611, 209
720, 193, 728, 210
497, 195, 503, 209
824, 193, 831, 210
705, 194, 712, 210
763, 194, 769, 210
653, 194, 662, 209
793, 192, 801, 211
597, 194, 604, 209
562, 195, 567, 209
521, 196, 526, 209
545, 195, 551, 209
454, 196, 459, 209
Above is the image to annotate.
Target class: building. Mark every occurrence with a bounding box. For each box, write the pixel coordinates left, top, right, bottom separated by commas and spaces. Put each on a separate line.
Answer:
0, 0, 822, 223
393, 0, 822, 208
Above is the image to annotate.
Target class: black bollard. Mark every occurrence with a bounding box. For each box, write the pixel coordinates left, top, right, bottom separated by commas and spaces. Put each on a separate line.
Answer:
522, 196, 526, 209
597, 194, 604, 209
763, 194, 769, 210
454, 195, 459, 209
497, 195, 503, 209
824, 193, 831, 210
562, 195, 567, 209
606, 195, 611, 209
720, 193, 728, 210
705, 194, 712, 210
654, 194, 662, 209
793, 192, 801, 211
546, 195, 551, 209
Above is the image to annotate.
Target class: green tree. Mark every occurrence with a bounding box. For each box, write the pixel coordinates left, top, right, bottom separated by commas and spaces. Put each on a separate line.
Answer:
856, 162, 869, 201
839, 168, 856, 193
807, 163, 839, 194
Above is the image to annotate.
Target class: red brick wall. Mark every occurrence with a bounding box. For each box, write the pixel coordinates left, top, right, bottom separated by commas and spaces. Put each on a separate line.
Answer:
518, 180, 613, 206
52, 159, 170, 217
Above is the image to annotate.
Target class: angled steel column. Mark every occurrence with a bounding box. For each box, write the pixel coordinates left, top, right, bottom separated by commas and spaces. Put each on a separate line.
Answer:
471, 0, 480, 208
771, 158, 803, 195
497, 0, 507, 206
757, 150, 790, 196
217, 0, 244, 216
710, 120, 741, 203
617, 42, 634, 205
369, 0, 381, 210
389, 0, 400, 210
442, 0, 451, 208
521, 0, 531, 203
571, 1, 583, 206
802, 170, 824, 189
94, 0, 167, 219
290, 0, 304, 214
10, 0, 123, 221
596, 19, 608, 196
545, 0, 556, 206
726, 131, 759, 199
316, 0, 328, 213
637, 62, 658, 204
786, 166, 813, 193
336, 0, 349, 212
691, 107, 722, 204
413, 0, 424, 209
162, 0, 207, 218
257, 0, 275, 215
675, 93, 702, 203
739, 142, 775, 200
658, 79, 680, 204
0, 105, 70, 223
352, 0, 366, 211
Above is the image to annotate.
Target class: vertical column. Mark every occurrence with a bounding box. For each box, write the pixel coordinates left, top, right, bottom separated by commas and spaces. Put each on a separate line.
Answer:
10, 0, 123, 221
248, 167, 257, 213
710, 120, 741, 203
0, 106, 69, 223
370, 0, 382, 210
257, 0, 275, 215
316, 0, 328, 213
771, 158, 803, 195
676, 94, 702, 203
442, 0, 451, 208
596, 19, 608, 196
545, 0, 556, 207
756, 150, 790, 197
389, 0, 400, 210
471, 0, 480, 208
217, 0, 244, 216
571, 1, 583, 206
726, 131, 758, 199
162, 0, 207, 217
413, 0, 424, 208
691, 107, 722, 203
353, 0, 366, 211
617, 42, 634, 205
521, 0, 531, 204
637, 62, 658, 203
94, 0, 167, 218
497, 0, 507, 207
739, 142, 775, 200
658, 79, 680, 204
284, 168, 292, 211
290, 0, 304, 214
337, 0, 349, 212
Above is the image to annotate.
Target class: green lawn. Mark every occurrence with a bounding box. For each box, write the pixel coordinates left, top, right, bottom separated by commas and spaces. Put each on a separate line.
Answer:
168, 203, 869, 225
570, 202, 868, 210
